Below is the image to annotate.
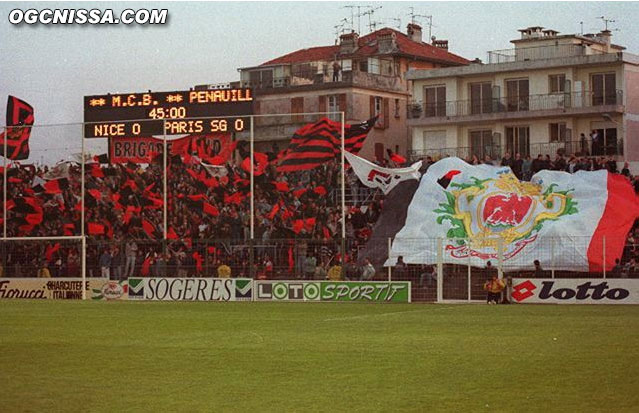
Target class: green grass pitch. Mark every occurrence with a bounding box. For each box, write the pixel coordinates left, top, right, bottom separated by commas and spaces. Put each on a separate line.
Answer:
1, 301, 638, 412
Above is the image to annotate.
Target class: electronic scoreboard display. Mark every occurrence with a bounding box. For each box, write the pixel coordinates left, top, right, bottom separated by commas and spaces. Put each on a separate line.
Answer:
83, 88, 253, 138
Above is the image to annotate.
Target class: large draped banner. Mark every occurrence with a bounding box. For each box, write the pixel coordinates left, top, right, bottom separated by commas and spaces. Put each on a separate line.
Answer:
386, 157, 639, 272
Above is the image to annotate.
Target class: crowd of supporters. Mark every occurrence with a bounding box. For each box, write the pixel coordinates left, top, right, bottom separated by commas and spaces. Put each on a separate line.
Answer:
0, 144, 383, 279
1, 145, 639, 280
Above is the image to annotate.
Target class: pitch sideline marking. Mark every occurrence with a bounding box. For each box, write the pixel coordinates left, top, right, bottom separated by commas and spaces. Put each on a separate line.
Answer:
323, 306, 457, 322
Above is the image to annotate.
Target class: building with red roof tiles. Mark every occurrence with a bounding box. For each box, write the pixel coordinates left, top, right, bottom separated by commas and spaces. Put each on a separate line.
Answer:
233, 24, 470, 160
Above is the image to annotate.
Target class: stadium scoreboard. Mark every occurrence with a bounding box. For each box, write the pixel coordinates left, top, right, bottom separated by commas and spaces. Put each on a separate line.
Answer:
83, 88, 253, 137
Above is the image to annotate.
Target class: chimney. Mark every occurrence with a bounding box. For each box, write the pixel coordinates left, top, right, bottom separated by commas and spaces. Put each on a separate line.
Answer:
339, 31, 359, 54
407, 23, 422, 43
432, 39, 449, 50
598, 29, 612, 45
377, 31, 397, 54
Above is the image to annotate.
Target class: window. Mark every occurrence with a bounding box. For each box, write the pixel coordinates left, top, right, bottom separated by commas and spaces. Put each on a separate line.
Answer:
394, 98, 400, 118
371, 96, 389, 128
291, 97, 304, 123
358, 60, 368, 73
549, 74, 566, 94
470, 130, 496, 159
341, 59, 352, 72
368, 58, 380, 75
424, 86, 446, 117
506, 78, 529, 112
505, 126, 530, 157
249, 69, 274, 88
592, 73, 617, 105
592, 127, 620, 156
549, 122, 566, 142
469, 82, 492, 115
328, 95, 339, 121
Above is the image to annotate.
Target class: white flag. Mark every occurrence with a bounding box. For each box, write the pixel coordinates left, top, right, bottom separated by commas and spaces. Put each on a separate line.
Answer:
202, 162, 228, 178
345, 151, 421, 195
43, 162, 70, 180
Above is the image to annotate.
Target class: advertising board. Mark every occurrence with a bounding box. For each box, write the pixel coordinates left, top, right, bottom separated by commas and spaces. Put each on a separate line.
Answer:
254, 281, 411, 303
511, 278, 639, 304
127, 278, 252, 301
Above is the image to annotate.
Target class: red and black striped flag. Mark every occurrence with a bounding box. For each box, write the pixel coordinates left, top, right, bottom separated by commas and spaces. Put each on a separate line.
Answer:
277, 117, 376, 172
1, 96, 34, 160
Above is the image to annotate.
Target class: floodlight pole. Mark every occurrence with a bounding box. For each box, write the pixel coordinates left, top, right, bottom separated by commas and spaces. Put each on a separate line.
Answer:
340, 111, 346, 265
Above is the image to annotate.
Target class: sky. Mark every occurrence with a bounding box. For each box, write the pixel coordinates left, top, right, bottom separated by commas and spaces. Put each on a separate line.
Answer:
0, 1, 638, 161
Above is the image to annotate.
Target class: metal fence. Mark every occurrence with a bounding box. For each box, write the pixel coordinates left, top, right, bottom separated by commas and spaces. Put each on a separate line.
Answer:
3, 236, 637, 303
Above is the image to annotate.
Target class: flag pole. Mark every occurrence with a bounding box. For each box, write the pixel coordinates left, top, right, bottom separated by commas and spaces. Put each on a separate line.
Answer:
249, 115, 255, 278
3, 124, 7, 240
163, 121, 167, 240
81, 123, 85, 239
340, 111, 346, 265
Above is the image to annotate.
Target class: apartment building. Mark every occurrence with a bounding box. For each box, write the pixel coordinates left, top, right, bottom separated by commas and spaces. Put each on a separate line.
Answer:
406, 26, 639, 162
234, 24, 469, 160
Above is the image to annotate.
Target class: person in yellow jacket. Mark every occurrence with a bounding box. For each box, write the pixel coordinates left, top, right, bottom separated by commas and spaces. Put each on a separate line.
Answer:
217, 263, 231, 278
37, 262, 51, 278
483, 275, 505, 304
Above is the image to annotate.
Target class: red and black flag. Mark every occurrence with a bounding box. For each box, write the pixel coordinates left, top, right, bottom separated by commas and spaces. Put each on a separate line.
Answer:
1, 96, 34, 160
277, 117, 376, 172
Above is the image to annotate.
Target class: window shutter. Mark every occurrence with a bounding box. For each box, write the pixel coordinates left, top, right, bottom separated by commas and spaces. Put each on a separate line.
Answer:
338, 94, 347, 119
370, 96, 375, 118
319, 95, 327, 113
383, 98, 390, 129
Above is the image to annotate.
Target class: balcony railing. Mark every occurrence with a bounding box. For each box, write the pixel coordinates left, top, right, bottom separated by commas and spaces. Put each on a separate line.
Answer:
407, 90, 623, 120
487, 44, 606, 64
408, 139, 624, 163
241, 70, 403, 92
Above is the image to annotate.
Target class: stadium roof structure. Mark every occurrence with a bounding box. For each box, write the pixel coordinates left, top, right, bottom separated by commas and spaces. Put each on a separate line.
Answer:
255, 27, 470, 68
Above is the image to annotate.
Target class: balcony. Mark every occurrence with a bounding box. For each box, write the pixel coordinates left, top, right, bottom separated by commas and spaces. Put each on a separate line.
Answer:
407, 90, 624, 125
487, 44, 605, 64
409, 139, 624, 163
241, 70, 404, 94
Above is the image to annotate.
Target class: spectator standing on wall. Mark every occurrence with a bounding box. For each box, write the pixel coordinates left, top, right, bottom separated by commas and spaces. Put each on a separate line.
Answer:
554, 154, 566, 171
37, 261, 51, 278
512, 153, 523, 179
522, 155, 533, 181
501, 152, 513, 169
125, 241, 138, 278
532, 154, 543, 174
304, 254, 317, 280
533, 260, 544, 278
394, 256, 407, 279
580, 133, 589, 156
99, 249, 112, 279
111, 247, 124, 280
361, 258, 376, 281
591, 130, 601, 155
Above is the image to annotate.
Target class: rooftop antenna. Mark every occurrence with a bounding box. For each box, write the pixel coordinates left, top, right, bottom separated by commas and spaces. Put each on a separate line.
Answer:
388, 17, 401, 30
362, 6, 383, 33
334, 18, 349, 42
597, 16, 616, 31
408, 7, 433, 40
343, 5, 370, 34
